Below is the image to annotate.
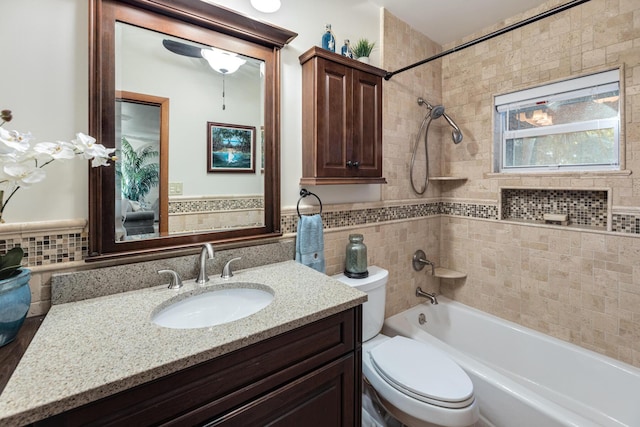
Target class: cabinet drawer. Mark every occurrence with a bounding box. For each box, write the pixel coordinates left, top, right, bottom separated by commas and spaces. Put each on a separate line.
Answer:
204, 354, 357, 427
35, 307, 361, 426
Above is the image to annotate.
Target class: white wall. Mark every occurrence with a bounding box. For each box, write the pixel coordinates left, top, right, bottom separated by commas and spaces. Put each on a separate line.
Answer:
2, 0, 89, 222
1, 0, 382, 223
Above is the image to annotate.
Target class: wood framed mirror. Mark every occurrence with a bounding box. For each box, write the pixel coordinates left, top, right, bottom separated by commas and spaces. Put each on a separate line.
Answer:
88, 0, 296, 258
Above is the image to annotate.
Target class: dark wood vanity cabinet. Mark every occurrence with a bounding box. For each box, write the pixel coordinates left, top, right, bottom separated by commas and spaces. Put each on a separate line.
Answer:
33, 307, 362, 427
299, 47, 387, 185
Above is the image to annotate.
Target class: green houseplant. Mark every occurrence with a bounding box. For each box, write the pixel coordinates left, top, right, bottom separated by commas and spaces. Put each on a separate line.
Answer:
116, 136, 160, 203
351, 38, 375, 63
0, 247, 23, 280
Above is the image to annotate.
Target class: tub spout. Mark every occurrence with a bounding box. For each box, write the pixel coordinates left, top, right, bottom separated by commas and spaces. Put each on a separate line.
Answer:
416, 287, 438, 304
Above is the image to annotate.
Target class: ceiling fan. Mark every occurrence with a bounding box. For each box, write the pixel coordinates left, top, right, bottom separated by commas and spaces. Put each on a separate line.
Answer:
162, 39, 247, 109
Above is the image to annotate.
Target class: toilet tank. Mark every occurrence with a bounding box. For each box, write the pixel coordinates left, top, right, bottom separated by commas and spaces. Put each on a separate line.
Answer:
333, 266, 388, 341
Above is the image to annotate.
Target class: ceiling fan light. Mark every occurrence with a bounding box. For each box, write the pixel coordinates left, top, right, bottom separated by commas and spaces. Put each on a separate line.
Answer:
201, 48, 247, 74
250, 0, 281, 13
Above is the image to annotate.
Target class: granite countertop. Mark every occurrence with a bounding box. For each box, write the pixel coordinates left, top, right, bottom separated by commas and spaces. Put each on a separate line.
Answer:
0, 261, 366, 426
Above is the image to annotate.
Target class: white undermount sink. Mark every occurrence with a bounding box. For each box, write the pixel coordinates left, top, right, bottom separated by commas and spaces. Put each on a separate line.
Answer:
152, 283, 274, 329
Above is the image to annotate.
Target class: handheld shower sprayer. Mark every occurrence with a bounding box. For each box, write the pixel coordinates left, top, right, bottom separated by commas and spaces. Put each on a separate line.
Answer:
410, 97, 464, 194
443, 114, 463, 144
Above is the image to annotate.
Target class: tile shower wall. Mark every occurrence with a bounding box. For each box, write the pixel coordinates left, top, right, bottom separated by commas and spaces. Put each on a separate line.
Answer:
439, 216, 640, 366
381, 9, 444, 202
437, 0, 640, 367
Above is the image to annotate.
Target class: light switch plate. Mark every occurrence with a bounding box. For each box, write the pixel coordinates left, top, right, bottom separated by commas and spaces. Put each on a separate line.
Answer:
169, 182, 183, 196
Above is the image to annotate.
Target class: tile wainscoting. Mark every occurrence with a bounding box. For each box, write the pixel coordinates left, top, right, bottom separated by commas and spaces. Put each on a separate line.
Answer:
3, 196, 639, 271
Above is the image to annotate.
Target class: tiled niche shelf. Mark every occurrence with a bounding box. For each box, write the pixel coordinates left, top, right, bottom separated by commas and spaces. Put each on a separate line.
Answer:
429, 176, 467, 182
500, 188, 609, 230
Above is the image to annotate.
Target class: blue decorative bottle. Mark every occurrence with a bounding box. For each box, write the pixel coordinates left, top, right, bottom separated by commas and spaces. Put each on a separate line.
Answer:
321, 24, 335, 52
341, 39, 353, 58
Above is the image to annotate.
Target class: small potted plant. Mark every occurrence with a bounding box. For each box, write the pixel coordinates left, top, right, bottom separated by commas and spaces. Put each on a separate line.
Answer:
351, 38, 375, 64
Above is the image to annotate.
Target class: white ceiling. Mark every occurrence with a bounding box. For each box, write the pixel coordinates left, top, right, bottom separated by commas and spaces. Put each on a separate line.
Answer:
368, 0, 551, 45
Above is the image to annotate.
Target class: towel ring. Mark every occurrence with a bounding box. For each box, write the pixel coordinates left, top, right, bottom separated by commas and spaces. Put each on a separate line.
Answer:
297, 189, 323, 218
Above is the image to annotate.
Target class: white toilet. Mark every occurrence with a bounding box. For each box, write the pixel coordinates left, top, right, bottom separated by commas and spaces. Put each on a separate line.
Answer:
334, 266, 479, 427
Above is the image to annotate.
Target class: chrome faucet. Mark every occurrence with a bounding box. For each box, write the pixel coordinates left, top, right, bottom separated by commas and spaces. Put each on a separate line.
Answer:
158, 269, 183, 289
416, 287, 438, 305
196, 243, 215, 284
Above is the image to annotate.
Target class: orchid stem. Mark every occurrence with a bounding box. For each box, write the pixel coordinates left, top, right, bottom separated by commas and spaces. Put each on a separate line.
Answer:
0, 186, 21, 218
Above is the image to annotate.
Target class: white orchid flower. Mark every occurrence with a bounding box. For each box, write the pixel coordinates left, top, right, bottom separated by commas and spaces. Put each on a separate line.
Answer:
0, 113, 111, 220
0, 128, 31, 155
72, 132, 115, 166
91, 155, 111, 167
33, 141, 76, 160
3, 162, 46, 187
72, 132, 99, 156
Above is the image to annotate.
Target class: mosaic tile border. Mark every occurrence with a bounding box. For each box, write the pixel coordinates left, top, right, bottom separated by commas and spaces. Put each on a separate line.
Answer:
611, 213, 640, 234
501, 189, 608, 228
3, 195, 638, 269
169, 197, 263, 214
0, 231, 88, 268
281, 201, 498, 234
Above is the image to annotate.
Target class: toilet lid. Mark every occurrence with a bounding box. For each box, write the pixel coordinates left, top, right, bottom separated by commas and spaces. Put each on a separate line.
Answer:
369, 336, 474, 409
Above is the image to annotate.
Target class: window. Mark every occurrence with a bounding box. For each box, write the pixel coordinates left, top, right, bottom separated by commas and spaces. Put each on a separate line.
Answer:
494, 70, 620, 173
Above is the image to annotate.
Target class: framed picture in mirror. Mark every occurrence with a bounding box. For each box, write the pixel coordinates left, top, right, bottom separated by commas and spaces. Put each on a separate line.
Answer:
207, 122, 256, 173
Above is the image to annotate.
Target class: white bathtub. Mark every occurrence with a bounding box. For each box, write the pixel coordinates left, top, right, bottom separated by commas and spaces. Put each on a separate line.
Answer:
382, 296, 640, 427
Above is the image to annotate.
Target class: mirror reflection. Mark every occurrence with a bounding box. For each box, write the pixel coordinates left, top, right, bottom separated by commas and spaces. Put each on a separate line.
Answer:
114, 22, 265, 241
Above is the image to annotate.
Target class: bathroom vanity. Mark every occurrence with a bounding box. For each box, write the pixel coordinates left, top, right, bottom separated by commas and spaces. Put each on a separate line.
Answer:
0, 261, 366, 426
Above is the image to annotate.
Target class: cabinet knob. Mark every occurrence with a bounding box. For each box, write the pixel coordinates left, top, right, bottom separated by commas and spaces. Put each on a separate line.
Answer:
346, 160, 360, 168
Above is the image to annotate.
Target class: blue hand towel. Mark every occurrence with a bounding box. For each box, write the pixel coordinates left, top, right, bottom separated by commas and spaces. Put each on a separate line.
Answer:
295, 214, 325, 273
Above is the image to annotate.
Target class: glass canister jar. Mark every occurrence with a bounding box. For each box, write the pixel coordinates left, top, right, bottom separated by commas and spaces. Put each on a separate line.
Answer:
344, 234, 369, 278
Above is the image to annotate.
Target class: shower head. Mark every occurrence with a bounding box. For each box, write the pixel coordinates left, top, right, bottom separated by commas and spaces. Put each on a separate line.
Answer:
417, 98, 445, 119
417, 97, 464, 144
430, 105, 445, 120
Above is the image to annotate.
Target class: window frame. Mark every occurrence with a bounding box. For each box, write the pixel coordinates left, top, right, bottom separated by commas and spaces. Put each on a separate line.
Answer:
493, 69, 622, 174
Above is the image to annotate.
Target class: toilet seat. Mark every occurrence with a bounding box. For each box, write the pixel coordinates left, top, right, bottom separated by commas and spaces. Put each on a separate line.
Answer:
369, 336, 474, 409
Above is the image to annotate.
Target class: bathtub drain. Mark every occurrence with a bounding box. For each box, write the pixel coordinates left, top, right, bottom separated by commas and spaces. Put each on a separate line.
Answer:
418, 313, 426, 325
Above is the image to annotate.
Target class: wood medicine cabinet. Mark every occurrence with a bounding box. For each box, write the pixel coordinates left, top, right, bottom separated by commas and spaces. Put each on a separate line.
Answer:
300, 47, 387, 185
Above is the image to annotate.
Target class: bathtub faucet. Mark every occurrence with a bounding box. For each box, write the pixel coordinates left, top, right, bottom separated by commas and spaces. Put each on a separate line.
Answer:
420, 258, 436, 276
416, 287, 438, 305
412, 250, 435, 275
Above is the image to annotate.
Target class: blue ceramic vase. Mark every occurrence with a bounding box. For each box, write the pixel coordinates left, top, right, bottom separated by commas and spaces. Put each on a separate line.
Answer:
0, 268, 31, 347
